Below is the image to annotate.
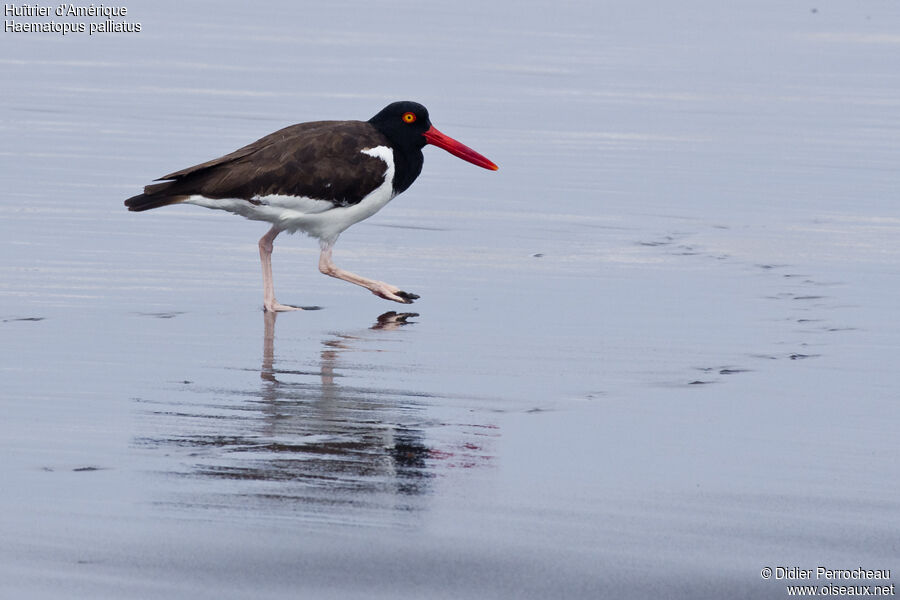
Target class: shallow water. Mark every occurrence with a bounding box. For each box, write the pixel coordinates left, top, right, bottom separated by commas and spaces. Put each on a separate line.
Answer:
2, 1, 899, 598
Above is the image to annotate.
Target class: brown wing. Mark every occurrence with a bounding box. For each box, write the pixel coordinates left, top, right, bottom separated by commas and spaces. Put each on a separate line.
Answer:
143, 120, 391, 206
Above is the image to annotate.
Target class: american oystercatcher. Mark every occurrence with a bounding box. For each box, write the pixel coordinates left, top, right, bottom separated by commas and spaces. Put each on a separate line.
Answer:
125, 101, 498, 312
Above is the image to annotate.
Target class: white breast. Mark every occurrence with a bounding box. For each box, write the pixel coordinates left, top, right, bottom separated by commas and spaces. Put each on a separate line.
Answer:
184, 145, 396, 244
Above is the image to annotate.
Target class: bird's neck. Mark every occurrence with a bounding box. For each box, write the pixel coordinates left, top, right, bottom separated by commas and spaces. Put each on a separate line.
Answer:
390, 145, 424, 195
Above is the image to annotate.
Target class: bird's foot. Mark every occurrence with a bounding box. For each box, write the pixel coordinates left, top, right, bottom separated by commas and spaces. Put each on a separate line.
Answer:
264, 301, 305, 312
372, 284, 419, 304
396, 291, 420, 302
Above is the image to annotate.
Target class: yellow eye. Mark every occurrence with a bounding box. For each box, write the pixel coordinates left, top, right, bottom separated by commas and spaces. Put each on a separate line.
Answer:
402, 112, 416, 123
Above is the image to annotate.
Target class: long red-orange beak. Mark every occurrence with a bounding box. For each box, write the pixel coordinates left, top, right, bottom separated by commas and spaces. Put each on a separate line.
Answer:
423, 126, 499, 171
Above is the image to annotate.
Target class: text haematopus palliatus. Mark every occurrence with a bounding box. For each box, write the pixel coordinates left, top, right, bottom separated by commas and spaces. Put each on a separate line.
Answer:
125, 101, 498, 311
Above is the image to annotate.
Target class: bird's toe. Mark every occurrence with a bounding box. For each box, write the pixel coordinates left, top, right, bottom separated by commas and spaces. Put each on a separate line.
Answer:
265, 302, 305, 312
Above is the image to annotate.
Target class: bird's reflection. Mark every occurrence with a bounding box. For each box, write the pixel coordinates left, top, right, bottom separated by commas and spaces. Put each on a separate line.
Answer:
234, 310, 434, 502
261, 310, 418, 385
140, 309, 494, 521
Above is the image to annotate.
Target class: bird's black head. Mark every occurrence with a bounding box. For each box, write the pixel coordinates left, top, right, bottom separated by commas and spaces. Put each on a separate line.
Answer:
368, 101, 499, 173
368, 101, 432, 150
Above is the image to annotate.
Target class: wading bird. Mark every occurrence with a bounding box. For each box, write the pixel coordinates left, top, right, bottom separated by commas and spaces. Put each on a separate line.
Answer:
125, 101, 498, 311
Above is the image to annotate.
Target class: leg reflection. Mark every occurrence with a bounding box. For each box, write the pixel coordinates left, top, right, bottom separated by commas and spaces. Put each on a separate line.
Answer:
251, 309, 434, 503
139, 310, 494, 520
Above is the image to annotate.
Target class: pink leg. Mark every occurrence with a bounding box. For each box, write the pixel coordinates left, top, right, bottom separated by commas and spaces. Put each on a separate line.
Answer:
318, 240, 419, 304
258, 226, 302, 312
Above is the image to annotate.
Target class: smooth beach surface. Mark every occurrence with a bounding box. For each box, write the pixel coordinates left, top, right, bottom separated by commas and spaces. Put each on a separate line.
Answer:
1, 1, 898, 598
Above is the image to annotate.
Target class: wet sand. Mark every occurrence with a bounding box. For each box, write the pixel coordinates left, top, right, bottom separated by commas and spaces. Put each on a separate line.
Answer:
2, 1, 899, 598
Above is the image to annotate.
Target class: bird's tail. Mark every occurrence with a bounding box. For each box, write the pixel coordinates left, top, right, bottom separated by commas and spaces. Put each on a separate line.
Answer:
124, 181, 188, 212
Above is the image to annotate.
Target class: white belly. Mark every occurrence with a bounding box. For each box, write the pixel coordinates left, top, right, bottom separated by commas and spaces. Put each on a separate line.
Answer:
184, 146, 396, 244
